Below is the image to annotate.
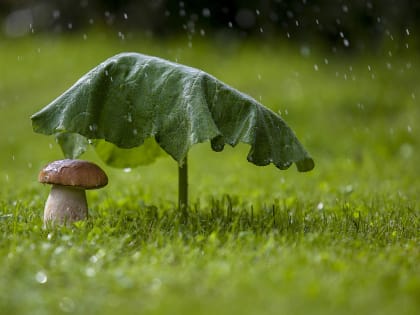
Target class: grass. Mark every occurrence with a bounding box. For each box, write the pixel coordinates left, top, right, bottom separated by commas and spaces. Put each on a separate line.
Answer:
0, 32, 419, 315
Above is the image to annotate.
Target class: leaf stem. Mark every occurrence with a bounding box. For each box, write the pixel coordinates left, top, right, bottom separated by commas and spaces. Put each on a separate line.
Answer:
178, 155, 188, 211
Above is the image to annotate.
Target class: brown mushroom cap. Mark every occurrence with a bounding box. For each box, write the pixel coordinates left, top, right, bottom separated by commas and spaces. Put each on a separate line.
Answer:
39, 159, 108, 189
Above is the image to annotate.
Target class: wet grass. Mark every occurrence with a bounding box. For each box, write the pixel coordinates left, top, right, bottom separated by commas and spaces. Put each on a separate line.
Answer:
0, 33, 419, 315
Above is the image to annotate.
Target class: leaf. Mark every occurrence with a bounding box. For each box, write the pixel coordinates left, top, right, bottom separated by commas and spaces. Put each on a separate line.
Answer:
56, 133, 89, 159
93, 137, 164, 168
31, 52, 314, 172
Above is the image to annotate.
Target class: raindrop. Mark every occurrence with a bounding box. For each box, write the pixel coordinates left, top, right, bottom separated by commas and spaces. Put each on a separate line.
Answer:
59, 297, 75, 313
259, 27, 264, 33
324, 58, 329, 64
127, 113, 132, 122
90, 255, 99, 263
89, 18, 94, 25
83, 33, 88, 40
343, 38, 350, 47
118, 31, 125, 40
67, 23, 73, 30
400, 143, 413, 159
256, 9, 260, 16
407, 125, 412, 133
315, 19, 319, 25
123, 168, 132, 173
405, 28, 410, 36
202, 8, 211, 18
80, 0, 88, 8
150, 278, 162, 292
386, 62, 392, 70
52, 10, 61, 19
342, 5, 349, 13
411, 93, 415, 99
228, 21, 233, 28
54, 246, 64, 255
257, 74, 262, 80
343, 185, 353, 194
123, 12, 128, 20
27, 162, 32, 169
300, 45, 311, 57
85, 267, 96, 277
313, 64, 319, 71
35, 271, 48, 284
200, 29, 205, 36
4, 8, 33, 37
235, 9, 256, 28
132, 129, 138, 135
367, 65, 372, 71
317, 202, 324, 210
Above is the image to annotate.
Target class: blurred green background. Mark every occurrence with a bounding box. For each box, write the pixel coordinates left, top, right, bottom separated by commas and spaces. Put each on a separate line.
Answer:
1, 32, 418, 204
0, 2, 419, 315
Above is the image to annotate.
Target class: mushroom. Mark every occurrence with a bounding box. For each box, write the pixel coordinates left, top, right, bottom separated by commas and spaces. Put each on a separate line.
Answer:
39, 159, 108, 225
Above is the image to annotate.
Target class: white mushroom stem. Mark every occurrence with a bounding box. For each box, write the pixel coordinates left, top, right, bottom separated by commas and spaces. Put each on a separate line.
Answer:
43, 185, 88, 225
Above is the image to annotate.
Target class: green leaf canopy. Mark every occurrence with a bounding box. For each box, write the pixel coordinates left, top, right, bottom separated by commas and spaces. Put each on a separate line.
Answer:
31, 52, 314, 171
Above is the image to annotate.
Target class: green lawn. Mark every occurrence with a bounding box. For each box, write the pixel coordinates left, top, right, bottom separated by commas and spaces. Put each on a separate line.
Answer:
0, 33, 419, 315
